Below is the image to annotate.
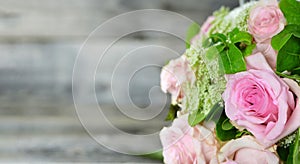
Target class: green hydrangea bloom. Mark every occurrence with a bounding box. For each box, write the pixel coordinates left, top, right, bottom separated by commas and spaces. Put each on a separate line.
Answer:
180, 2, 257, 124
182, 45, 226, 119
278, 131, 297, 148
208, 2, 257, 35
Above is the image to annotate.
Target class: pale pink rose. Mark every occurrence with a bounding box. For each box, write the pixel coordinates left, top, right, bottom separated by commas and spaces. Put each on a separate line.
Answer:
200, 16, 215, 35
253, 39, 277, 69
160, 115, 218, 164
160, 56, 196, 102
191, 16, 215, 45
221, 160, 237, 164
278, 78, 300, 142
223, 53, 298, 147
217, 136, 279, 164
248, 0, 286, 43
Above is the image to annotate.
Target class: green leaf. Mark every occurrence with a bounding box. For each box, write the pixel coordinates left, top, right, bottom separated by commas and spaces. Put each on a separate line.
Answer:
276, 71, 300, 81
235, 130, 251, 138
222, 118, 234, 130
228, 28, 253, 46
219, 44, 247, 74
277, 145, 290, 162
228, 28, 240, 41
279, 0, 300, 25
186, 22, 200, 48
202, 37, 213, 48
242, 43, 256, 57
205, 44, 226, 60
292, 67, 300, 75
228, 28, 255, 56
276, 36, 300, 72
287, 128, 300, 164
231, 31, 253, 45
205, 28, 254, 74
210, 33, 227, 43
271, 24, 300, 51
188, 109, 206, 126
205, 102, 224, 123
272, 32, 293, 51
141, 150, 163, 161
165, 104, 180, 121
216, 110, 239, 141
273, 25, 300, 74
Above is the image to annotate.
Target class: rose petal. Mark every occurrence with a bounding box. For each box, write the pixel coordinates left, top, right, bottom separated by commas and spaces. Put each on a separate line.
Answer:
246, 53, 273, 71
160, 115, 218, 164
218, 136, 279, 163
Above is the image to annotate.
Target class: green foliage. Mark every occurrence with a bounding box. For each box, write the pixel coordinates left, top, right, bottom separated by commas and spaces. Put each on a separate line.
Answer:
229, 29, 252, 45
208, 2, 256, 35
184, 84, 220, 127
276, 37, 300, 73
276, 71, 300, 81
208, 7, 230, 35
235, 129, 251, 138
277, 128, 300, 164
183, 47, 226, 127
287, 128, 300, 164
219, 44, 247, 74
221, 118, 234, 130
141, 150, 163, 161
215, 110, 239, 141
186, 22, 200, 48
205, 102, 223, 123
279, 0, 300, 25
271, 25, 300, 51
208, 103, 252, 141
165, 104, 180, 121
205, 28, 255, 74
188, 108, 206, 126
272, 25, 300, 74
277, 145, 290, 162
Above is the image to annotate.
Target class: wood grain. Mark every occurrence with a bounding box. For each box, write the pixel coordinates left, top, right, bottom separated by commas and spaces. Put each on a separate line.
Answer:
0, 0, 237, 162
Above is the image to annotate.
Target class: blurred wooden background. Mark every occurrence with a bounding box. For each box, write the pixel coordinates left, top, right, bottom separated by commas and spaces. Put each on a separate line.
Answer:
0, 0, 237, 162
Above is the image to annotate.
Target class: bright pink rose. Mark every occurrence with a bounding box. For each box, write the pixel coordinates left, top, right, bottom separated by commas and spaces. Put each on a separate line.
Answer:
253, 40, 277, 69
223, 53, 299, 147
191, 16, 215, 45
160, 56, 196, 102
248, 0, 285, 43
217, 136, 279, 164
160, 115, 218, 164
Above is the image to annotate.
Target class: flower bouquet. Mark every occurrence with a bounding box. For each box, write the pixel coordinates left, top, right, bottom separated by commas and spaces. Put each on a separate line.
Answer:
159, 0, 300, 163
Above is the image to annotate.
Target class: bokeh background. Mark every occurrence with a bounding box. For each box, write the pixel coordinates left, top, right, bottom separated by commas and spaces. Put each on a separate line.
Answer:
0, 0, 238, 162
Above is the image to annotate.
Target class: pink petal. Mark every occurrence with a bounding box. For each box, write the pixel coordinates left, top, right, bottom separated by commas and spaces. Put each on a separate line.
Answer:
246, 53, 273, 71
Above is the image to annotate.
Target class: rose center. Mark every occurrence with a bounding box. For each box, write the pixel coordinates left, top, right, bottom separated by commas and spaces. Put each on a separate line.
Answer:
240, 83, 278, 123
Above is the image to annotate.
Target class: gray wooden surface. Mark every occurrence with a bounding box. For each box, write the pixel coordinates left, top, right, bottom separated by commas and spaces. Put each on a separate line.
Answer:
0, 0, 238, 162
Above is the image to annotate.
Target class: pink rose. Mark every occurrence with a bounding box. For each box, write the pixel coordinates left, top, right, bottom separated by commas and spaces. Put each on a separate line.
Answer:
278, 78, 300, 142
248, 0, 286, 43
160, 56, 196, 102
253, 40, 277, 69
217, 136, 279, 164
200, 16, 215, 35
160, 115, 218, 164
223, 53, 298, 147
191, 16, 215, 45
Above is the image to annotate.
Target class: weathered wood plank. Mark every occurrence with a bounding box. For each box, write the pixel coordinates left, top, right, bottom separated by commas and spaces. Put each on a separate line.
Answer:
0, 111, 170, 134
0, 135, 161, 162
0, 114, 166, 162
0, 0, 241, 162
0, 38, 183, 109
0, 0, 237, 39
